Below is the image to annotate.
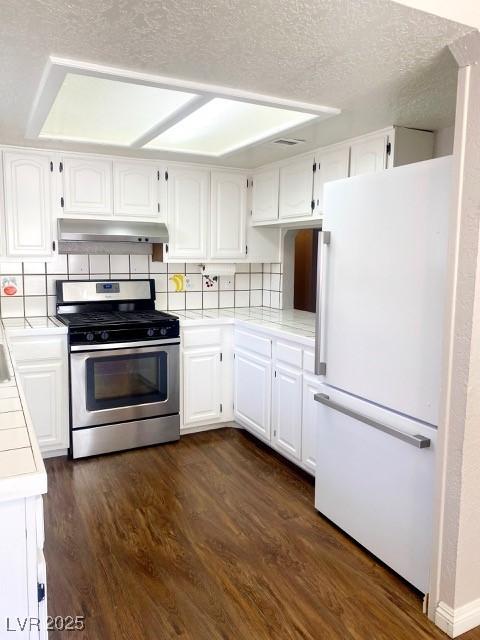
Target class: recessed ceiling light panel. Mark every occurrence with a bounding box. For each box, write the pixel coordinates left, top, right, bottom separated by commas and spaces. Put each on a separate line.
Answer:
40, 73, 198, 146
144, 98, 318, 156
29, 58, 341, 156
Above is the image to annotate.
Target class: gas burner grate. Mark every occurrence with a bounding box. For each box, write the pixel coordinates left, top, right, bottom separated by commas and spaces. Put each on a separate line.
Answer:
57, 310, 174, 328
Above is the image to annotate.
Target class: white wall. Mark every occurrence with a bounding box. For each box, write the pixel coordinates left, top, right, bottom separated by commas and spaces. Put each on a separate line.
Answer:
393, 1, 480, 29
430, 31, 480, 637
434, 126, 455, 157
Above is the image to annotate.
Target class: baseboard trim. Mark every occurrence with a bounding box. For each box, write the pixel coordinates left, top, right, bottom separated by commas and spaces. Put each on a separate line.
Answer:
180, 422, 232, 435
435, 598, 480, 637
42, 448, 68, 459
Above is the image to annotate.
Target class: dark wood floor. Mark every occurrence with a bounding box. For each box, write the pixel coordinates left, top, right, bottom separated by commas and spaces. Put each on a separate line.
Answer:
44, 427, 479, 640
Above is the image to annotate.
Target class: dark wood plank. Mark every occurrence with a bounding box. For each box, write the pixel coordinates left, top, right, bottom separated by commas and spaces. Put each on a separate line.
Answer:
44, 427, 480, 639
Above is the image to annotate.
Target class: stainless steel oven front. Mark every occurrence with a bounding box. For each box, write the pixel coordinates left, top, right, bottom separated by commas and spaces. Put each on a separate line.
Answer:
70, 339, 180, 430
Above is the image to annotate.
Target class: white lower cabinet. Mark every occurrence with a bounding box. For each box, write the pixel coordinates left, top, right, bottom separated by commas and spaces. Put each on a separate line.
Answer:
301, 374, 323, 474
183, 348, 222, 426
0, 495, 46, 638
272, 363, 302, 460
234, 348, 272, 442
234, 327, 321, 475
181, 325, 233, 431
9, 335, 69, 455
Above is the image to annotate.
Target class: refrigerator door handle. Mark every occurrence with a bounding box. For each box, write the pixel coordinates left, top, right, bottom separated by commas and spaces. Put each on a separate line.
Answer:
315, 231, 330, 375
313, 393, 431, 449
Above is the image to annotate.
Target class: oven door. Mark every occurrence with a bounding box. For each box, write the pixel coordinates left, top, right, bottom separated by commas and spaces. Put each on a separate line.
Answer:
70, 340, 179, 429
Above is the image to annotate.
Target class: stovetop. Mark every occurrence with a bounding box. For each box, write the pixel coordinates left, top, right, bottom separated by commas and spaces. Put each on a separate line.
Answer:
57, 309, 180, 346
57, 310, 175, 328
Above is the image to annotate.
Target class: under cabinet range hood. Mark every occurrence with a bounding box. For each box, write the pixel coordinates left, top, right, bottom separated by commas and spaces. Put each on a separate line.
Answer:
58, 219, 169, 244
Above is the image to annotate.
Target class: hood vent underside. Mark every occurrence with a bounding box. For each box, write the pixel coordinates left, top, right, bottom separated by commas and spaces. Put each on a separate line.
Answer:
58, 219, 169, 245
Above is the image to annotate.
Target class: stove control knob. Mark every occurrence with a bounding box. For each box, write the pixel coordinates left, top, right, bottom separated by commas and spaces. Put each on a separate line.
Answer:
100, 331, 109, 341
86, 332, 94, 342
147, 328, 155, 337
160, 328, 167, 336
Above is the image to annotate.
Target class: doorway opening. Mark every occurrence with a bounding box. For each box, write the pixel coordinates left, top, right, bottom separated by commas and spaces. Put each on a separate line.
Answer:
293, 229, 319, 313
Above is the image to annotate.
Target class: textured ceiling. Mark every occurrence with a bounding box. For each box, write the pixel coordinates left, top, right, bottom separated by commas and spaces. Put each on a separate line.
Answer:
0, 0, 472, 168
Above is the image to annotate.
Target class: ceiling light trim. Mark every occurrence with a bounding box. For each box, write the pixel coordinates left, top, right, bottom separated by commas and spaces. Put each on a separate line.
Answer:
130, 95, 212, 148
48, 57, 340, 115
26, 58, 69, 139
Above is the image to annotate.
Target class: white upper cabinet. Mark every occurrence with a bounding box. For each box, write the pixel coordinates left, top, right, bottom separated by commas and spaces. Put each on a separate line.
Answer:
2, 151, 54, 257
166, 166, 209, 260
313, 145, 350, 213
63, 156, 113, 215
252, 168, 279, 222
278, 156, 314, 219
349, 134, 388, 177
113, 161, 160, 218
210, 171, 247, 260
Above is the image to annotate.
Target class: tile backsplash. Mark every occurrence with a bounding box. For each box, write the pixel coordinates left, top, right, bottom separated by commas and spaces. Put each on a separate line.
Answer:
0, 255, 284, 318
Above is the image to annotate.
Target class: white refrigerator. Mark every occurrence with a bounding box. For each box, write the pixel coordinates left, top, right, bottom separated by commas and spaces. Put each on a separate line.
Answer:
314, 156, 452, 593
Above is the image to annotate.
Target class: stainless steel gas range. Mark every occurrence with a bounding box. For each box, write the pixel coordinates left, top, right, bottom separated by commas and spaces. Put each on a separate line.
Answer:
56, 279, 180, 459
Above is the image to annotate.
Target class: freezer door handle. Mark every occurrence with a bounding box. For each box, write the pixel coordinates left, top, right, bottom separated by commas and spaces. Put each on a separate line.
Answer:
313, 393, 431, 449
315, 231, 330, 375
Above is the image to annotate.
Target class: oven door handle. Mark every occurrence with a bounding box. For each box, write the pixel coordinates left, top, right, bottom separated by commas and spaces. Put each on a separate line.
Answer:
70, 338, 180, 352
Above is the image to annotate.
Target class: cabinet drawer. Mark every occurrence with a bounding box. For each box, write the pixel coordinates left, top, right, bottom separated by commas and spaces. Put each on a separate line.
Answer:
275, 340, 303, 368
182, 326, 222, 349
303, 349, 315, 373
10, 337, 65, 362
234, 329, 271, 358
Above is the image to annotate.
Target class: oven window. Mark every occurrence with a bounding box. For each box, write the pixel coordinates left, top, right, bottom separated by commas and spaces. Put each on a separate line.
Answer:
86, 352, 168, 411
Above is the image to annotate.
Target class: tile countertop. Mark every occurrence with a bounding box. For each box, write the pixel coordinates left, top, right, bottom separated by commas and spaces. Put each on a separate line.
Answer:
2, 310, 314, 343
174, 307, 316, 346
0, 323, 47, 503
2, 316, 67, 337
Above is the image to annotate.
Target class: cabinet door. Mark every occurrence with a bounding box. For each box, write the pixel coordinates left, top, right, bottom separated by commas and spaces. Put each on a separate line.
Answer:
278, 157, 314, 219
210, 171, 247, 259
252, 168, 279, 222
0, 499, 30, 638
183, 349, 222, 426
234, 349, 271, 442
16, 360, 69, 452
63, 157, 113, 215
3, 151, 54, 257
166, 167, 209, 260
272, 363, 302, 460
349, 135, 388, 177
313, 146, 350, 214
113, 161, 159, 218
301, 375, 323, 474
